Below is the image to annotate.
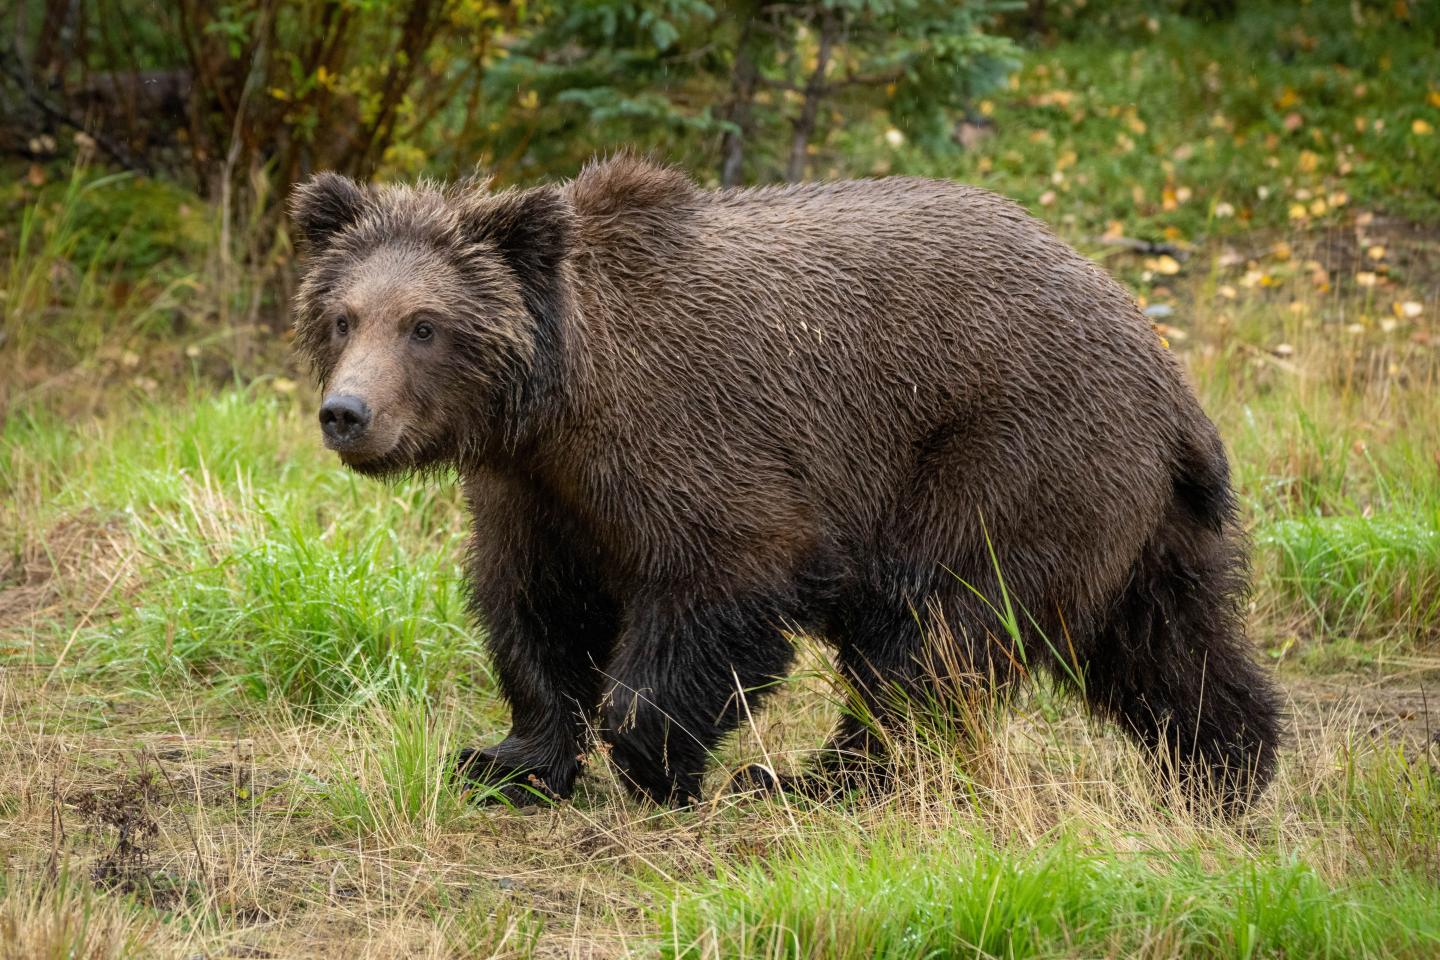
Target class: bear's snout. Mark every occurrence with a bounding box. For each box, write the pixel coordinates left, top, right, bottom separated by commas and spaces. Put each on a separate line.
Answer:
319, 394, 372, 448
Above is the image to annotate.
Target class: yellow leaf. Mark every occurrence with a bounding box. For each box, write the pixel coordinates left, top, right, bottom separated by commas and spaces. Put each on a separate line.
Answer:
1413, 119, 1435, 136
268, 87, 290, 102
1429, 90, 1440, 108
1367, 245, 1387, 260
1297, 150, 1319, 173
1356, 272, 1378, 287
1149, 255, 1181, 275
1288, 203, 1308, 220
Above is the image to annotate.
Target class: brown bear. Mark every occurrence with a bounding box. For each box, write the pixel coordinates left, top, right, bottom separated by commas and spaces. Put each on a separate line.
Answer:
290, 154, 1282, 810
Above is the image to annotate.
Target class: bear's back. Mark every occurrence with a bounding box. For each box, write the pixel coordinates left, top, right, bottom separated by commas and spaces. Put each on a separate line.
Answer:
556, 156, 1202, 602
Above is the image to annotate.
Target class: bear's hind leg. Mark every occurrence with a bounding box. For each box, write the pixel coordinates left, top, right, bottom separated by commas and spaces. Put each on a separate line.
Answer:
1078, 518, 1283, 811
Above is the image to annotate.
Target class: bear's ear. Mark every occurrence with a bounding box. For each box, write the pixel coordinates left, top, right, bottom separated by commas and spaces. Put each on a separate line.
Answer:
459, 185, 575, 319
290, 172, 368, 251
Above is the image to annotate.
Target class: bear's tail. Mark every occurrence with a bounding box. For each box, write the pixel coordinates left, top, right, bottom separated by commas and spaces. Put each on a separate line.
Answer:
1079, 424, 1284, 812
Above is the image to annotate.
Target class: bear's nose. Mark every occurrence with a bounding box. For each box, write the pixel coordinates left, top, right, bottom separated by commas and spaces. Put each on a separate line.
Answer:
319, 394, 371, 445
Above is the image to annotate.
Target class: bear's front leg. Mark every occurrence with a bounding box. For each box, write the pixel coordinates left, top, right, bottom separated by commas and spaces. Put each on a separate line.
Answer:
455, 500, 618, 804
599, 593, 796, 806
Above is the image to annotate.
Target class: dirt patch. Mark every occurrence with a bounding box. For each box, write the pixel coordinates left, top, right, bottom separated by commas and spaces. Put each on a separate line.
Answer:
1284, 668, 1440, 748
0, 512, 134, 641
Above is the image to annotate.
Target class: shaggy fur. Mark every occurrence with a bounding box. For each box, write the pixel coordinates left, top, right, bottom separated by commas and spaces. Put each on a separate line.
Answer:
290, 155, 1283, 810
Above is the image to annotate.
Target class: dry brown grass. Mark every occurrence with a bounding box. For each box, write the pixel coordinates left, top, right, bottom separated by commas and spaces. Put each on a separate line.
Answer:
1, 633, 1436, 958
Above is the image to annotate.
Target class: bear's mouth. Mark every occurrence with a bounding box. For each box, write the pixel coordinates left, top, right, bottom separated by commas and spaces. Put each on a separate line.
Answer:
337, 439, 401, 469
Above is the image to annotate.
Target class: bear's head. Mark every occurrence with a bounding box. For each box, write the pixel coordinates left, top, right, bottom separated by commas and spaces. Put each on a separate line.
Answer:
290, 173, 574, 476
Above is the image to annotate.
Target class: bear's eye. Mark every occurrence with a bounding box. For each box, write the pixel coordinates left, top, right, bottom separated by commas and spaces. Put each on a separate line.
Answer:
412, 320, 434, 342
335, 315, 349, 336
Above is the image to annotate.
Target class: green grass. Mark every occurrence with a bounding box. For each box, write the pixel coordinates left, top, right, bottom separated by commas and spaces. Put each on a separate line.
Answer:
1, 167, 215, 379
1258, 513, 1440, 647
5, 389, 482, 714
662, 825, 1440, 960
104, 513, 480, 711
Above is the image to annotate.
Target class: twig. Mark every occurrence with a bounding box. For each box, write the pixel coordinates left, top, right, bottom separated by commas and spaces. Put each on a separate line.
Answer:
146, 748, 211, 888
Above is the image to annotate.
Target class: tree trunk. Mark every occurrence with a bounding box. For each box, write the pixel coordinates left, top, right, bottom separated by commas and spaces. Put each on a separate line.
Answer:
786, 10, 837, 183
719, 6, 761, 187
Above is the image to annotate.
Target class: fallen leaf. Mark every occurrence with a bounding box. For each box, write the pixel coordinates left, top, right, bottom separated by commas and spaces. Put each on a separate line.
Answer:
1413, 119, 1435, 136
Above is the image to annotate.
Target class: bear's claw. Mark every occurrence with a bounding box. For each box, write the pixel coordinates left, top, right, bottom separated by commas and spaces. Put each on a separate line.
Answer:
451, 746, 561, 806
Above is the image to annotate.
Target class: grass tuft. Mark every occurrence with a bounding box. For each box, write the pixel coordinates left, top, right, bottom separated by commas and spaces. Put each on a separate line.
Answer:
320, 696, 474, 843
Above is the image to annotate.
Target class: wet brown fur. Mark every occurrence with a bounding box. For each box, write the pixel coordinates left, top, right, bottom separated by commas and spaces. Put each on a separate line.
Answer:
291, 155, 1283, 809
